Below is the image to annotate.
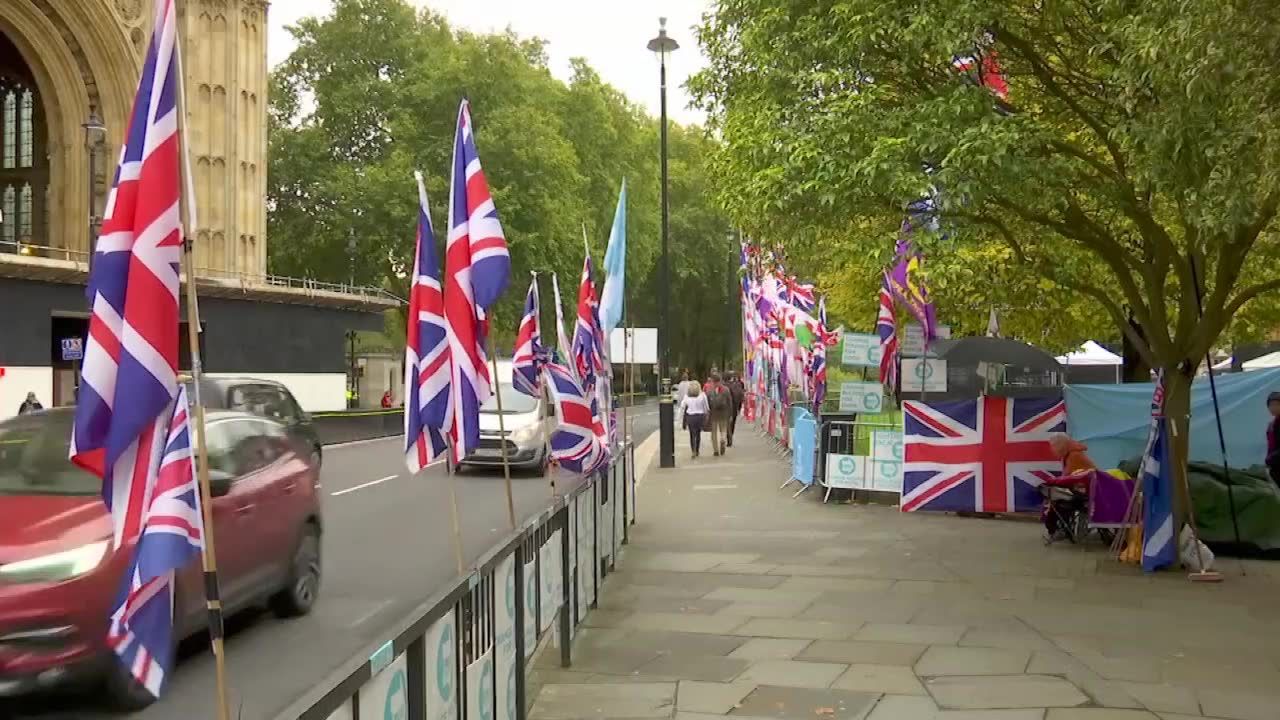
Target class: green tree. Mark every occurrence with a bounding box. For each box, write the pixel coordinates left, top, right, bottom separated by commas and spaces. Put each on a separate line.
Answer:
268, 0, 735, 371
693, 0, 1280, 522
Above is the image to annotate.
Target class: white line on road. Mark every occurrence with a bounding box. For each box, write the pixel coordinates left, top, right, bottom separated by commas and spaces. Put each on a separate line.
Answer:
325, 435, 403, 451
693, 484, 738, 491
347, 599, 395, 628
331, 474, 400, 497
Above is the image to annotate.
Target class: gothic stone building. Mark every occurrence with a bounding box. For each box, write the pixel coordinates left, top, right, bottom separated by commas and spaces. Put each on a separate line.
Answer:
0, 0, 391, 417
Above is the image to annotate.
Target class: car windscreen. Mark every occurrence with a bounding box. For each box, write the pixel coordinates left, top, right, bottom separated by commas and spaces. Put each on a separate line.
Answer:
479, 382, 539, 415
0, 411, 99, 496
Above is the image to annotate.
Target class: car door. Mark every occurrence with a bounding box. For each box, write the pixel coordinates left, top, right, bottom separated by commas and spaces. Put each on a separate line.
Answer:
244, 418, 309, 580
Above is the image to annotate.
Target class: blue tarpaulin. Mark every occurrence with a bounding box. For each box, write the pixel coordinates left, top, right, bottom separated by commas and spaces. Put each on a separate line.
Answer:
791, 408, 818, 487
1065, 368, 1280, 469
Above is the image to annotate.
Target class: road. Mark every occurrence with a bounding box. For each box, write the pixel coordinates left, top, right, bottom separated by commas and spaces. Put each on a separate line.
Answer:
15, 402, 659, 720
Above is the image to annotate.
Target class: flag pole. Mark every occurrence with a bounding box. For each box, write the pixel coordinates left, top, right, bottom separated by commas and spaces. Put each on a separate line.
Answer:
489, 330, 518, 530
444, 440, 466, 574
173, 15, 231, 719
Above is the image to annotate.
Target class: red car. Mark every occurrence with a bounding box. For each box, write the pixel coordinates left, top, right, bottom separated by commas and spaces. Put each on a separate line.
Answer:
0, 407, 323, 709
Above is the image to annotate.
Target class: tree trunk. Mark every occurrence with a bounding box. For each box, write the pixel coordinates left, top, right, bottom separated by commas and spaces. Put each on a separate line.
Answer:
1161, 368, 1194, 537
1122, 315, 1152, 382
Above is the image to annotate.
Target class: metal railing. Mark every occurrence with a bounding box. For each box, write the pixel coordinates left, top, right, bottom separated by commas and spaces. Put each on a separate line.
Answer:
0, 241, 400, 305
275, 439, 637, 720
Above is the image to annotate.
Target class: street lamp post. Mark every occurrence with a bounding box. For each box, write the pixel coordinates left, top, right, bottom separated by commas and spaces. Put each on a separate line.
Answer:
648, 18, 679, 468
83, 106, 106, 268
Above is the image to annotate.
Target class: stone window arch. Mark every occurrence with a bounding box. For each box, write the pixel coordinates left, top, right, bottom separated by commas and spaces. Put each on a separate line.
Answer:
0, 31, 48, 251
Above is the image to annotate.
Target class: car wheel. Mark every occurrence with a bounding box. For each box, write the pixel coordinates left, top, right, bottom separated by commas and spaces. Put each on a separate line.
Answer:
270, 524, 321, 618
536, 445, 550, 477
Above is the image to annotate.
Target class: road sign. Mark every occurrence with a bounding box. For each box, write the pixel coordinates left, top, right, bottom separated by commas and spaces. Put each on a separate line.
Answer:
60, 337, 83, 362
840, 333, 883, 368
838, 382, 884, 413
900, 324, 951, 357
901, 358, 947, 393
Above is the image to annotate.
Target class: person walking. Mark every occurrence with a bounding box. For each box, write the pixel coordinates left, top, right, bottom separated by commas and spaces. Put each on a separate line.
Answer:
707, 373, 733, 456
678, 381, 709, 458
726, 371, 746, 447
17, 392, 43, 415
674, 371, 691, 429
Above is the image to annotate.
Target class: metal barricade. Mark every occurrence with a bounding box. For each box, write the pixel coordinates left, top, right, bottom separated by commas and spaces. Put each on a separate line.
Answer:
817, 418, 900, 504
280, 441, 634, 720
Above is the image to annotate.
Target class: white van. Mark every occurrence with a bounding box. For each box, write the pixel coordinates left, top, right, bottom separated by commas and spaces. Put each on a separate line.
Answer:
463, 359, 556, 474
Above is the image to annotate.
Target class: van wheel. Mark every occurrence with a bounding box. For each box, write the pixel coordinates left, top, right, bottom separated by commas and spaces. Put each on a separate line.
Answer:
270, 525, 321, 618
536, 445, 550, 477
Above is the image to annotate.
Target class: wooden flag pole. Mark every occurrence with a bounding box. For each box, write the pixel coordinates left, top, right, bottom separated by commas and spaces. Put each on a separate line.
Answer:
173, 16, 231, 719
489, 326, 518, 530
444, 440, 466, 575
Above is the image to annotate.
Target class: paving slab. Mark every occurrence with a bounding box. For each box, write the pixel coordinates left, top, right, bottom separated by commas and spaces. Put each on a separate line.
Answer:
717, 602, 812, 619
799, 640, 928, 667
623, 631, 749, 657
831, 664, 928, 695
704, 587, 824, 606
733, 618, 857, 641
620, 612, 748, 635
737, 659, 849, 689
915, 646, 1032, 676
730, 684, 880, 720
531, 683, 677, 719
1117, 683, 1200, 716
676, 680, 758, 714
1044, 711, 1159, 719
628, 552, 762, 572
798, 603, 917, 625
958, 628, 1058, 651
865, 695, 1047, 720
1196, 689, 1280, 720
636, 654, 752, 682
728, 639, 813, 661
855, 623, 966, 646
926, 675, 1090, 710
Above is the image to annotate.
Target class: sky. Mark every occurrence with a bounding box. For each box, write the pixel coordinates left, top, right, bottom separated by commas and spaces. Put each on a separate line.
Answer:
267, 0, 711, 125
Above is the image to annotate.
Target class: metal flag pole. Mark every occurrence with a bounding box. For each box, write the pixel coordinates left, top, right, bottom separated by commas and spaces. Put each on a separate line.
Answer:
489, 326, 518, 530
444, 439, 466, 574
173, 16, 231, 719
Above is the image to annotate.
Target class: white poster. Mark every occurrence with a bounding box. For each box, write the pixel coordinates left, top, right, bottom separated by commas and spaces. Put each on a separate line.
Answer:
901, 358, 947, 392
839, 382, 885, 413
872, 431, 903, 462
523, 555, 537, 656
582, 491, 596, 608
425, 611, 458, 720
539, 531, 563, 631
325, 702, 354, 720
901, 323, 952, 357
610, 327, 658, 364
601, 491, 614, 563
466, 647, 495, 720
360, 652, 408, 720
825, 454, 870, 490
840, 333, 883, 368
495, 555, 516, 720
567, 507, 578, 638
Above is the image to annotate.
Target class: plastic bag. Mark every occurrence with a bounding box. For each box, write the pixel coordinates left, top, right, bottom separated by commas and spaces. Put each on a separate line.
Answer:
1179, 525, 1215, 572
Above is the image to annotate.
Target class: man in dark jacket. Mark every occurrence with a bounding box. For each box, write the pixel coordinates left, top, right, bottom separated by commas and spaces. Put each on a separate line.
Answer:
1267, 391, 1280, 486
726, 372, 746, 447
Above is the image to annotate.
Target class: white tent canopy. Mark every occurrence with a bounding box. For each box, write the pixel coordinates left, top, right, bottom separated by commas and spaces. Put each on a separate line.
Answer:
1243, 350, 1280, 371
1056, 341, 1122, 366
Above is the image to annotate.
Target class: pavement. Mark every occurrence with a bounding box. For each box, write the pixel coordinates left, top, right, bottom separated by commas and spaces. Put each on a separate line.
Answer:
14, 400, 661, 719
528, 420, 1280, 720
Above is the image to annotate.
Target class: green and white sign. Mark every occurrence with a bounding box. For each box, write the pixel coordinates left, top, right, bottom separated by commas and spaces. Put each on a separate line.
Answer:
523, 557, 537, 657
326, 703, 353, 720
838, 382, 884, 413
539, 531, 562, 632
825, 453, 869, 489
871, 430, 903, 462
467, 648, 495, 720
900, 323, 951, 357
840, 333, 883, 368
495, 555, 516, 720
359, 649, 408, 720
901, 358, 947, 393
425, 611, 457, 720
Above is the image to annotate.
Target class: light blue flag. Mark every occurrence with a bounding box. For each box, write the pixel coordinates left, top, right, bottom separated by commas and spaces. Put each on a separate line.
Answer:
599, 179, 627, 336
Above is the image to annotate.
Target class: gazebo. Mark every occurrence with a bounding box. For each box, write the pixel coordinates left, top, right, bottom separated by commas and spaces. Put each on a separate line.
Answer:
1056, 341, 1123, 384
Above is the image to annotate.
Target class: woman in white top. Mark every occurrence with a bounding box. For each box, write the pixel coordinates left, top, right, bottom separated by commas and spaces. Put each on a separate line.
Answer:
678, 381, 710, 458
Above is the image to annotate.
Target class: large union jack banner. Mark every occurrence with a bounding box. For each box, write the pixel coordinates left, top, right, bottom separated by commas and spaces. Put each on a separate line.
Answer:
902, 395, 1065, 514
443, 100, 511, 464
404, 171, 450, 472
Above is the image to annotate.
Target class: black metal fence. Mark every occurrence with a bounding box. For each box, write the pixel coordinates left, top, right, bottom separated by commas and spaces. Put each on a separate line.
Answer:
273, 440, 637, 720
312, 409, 403, 446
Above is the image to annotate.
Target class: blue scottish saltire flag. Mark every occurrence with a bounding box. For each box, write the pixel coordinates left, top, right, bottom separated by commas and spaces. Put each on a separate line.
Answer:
405, 171, 450, 472
107, 385, 203, 698
1142, 373, 1176, 572
543, 360, 607, 475
512, 276, 545, 398
902, 396, 1066, 513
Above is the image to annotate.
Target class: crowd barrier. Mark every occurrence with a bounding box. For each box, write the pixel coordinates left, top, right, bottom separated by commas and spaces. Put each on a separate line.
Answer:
277, 440, 637, 720
312, 408, 403, 445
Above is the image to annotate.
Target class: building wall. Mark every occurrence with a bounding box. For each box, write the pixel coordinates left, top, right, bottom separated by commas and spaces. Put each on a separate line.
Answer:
0, 0, 268, 274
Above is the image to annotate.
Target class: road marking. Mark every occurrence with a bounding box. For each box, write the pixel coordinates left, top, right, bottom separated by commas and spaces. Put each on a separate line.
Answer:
331, 474, 400, 496
348, 599, 395, 628
326, 435, 403, 451
693, 484, 738, 491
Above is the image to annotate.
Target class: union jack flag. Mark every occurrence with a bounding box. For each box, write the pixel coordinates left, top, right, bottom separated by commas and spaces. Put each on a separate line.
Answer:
512, 276, 545, 398
443, 100, 511, 464
405, 171, 450, 472
784, 276, 817, 312
902, 396, 1066, 514
876, 277, 898, 390
106, 384, 203, 698
572, 254, 610, 455
543, 360, 607, 475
